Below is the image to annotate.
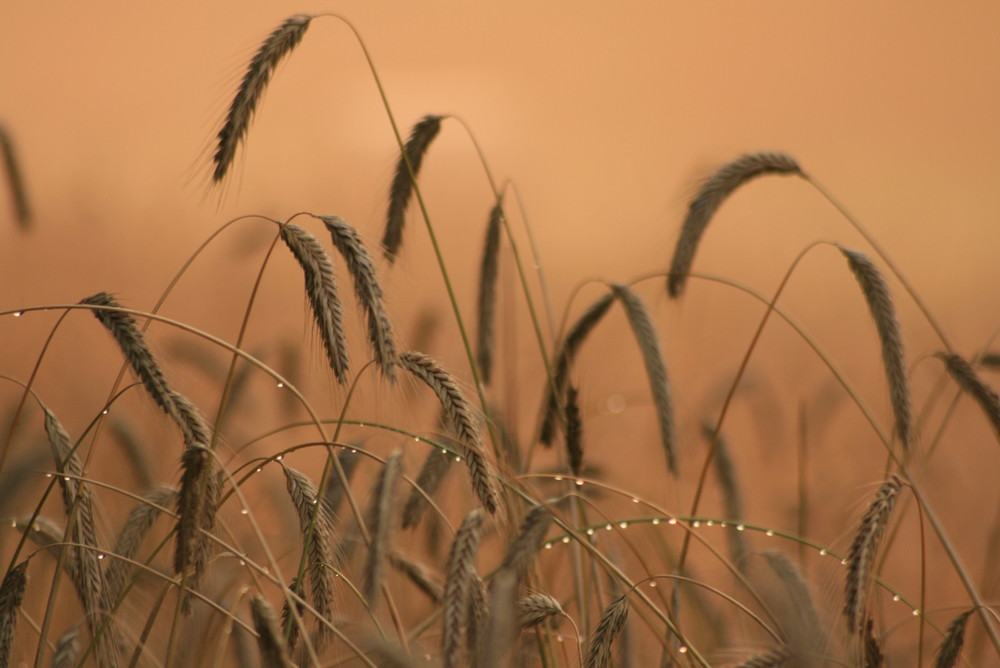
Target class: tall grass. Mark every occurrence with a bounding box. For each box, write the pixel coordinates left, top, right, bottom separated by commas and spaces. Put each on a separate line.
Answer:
2, 13, 998, 668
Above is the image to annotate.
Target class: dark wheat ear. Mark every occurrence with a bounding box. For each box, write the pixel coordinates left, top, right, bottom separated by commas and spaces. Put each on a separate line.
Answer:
476, 201, 504, 385
936, 352, 1000, 441
442, 509, 484, 668
250, 594, 295, 668
364, 451, 403, 607
382, 115, 443, 263
934, 608, 974, 668
174, 445, 219, 614
841, 247, 911, 449
279, 222, 350, 384
584, 594, 630, 668
0, 123, 31, 227
668, 152, 803, 298
212, 14, 313, 183
319, 215, 398, 381
0, 562, 28, 667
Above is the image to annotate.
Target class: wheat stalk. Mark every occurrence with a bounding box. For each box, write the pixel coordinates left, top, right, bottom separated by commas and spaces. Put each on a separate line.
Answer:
584, 594, 629, 668
280, 222, 350, 384
540, 291, 616, 446
668, 152, 803, 297
0, 562, 28, 667
400, 350, 499, 514
844, 475, 904, 631
320, 215, 398, 381
443, 509, 484, 668
937, 352, 1000, 440
612, 283, 677, 473
212, 14, 313, 183
841, 247, 911, 449
382, 115, 443, 262
476, 201, 504, 385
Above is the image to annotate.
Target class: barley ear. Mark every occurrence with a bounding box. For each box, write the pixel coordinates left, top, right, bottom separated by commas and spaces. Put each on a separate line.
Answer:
382, 115, 443, 262
442, 509, 484, 668
320, 215, 398, 381
584, 594, 630, 668
280, 466, 336, 630
612, 283, 677, 473
936, 352, 1000, 441
280, 222, 350, 383
841, 247, 911, 449
844, 475, 904, 631
212, 14, 313, 183
668, 152, 803, 297
0, 562, 28, 667
476, 201, 504, 385
250, 594, 295, 668
0, 123, 31, 227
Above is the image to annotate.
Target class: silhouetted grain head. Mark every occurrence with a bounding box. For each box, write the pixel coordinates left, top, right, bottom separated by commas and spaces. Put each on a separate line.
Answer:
0, 562, 28, 667
443, 509, 484, 668
175, 445, 217, 613
476, 200, 504, 385
250, 594, 294, 668
934, 609, 974, 668
0, 122, 31, 227
584, 595, 629, 668
382, 115, 443, 263
281, 466, 336, 627
668, 152, 802, 297
937, 352, 1000, 441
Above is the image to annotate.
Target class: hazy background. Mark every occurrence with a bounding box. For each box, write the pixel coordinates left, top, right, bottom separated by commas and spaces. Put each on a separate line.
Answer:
3, 3, 1000, 656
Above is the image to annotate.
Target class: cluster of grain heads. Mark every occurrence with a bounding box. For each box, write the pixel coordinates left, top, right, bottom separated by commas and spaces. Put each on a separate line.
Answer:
840, 246, 911, 450
212, 14, 313, 183
0, 122, 31, 228
843, 475, 904, 633
400, 350, 499, 514
382, 115, 444, 263
667, 152, 804, 298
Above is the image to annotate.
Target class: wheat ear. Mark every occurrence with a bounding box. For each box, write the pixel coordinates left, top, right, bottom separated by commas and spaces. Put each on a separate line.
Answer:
52, 623, 81, 668
844, 475, 904, 631
934, 608, 973, 668
517, 593, 564, 628
212, 14, 313, 183
401, 446, 452, 529
564, 386, 584, 477
0, 562, 28, 666
734, 646, 790, 667
382, 115, 443, 262
612, 283, 678, 473
174, 445, 218, 613
584, 594, 630, 668
702, 424, 747, 567
106, 486, 178, 604
280, 222, 350, 384
476, 201, 504, 385
389, 552, 442, 603
863, 617, 885, 668
0, 123, 31, 227
443, 509, 484, 668
936, 352, 1000, 441
400, 351, 499, 514
496, 504, 551, 583
540, 291, 616, 445
323, 448, 360, 515
364, 451, 402, 607
841, 247, 911, 449
250, 594, 295, 668
668, 152, 803, 297
320, 215, 398, 381
760, 550, 826, 661
281, 466, 336, 630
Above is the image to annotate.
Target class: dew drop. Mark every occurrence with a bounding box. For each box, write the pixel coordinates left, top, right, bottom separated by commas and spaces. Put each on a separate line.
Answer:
45, 473, 52, 478
562, 536, 570, 543
101, 409, 109, 415
574, 479, 584, 486
736, 524, 745, 531
544, 543, 553, 550
414, 436, 420, 442
651, 518, 660, 525
275, 454, 283, 461
13, 311, 23, 317
765, 530, 774, 536
350, 448, 358, 454
239, 559, 246, 566
276, 382, 284, 389
706, 520, 714, 527
555, 634, 564, 643
605, 524, 613, 531
668, 518, 678, 525
554, 476, 563, 482
9, 521, 16, 528
819, 549, 827, 556
586, 528, 595, 535
241, 508, 249, 515
98, 554, 106, 560
692, 520, 701, 528
631, 497, 639, 503
454, 456, 462, 462
912, 609, 920, 616
840, 559, 848, 565
679, 646, 688, 654
63, 476, 70, 482
892, 594, 900, 602
649, 582, 657, 588
255, 467, 262, 473
619, 522, 628, 529
440, 448, 448, 455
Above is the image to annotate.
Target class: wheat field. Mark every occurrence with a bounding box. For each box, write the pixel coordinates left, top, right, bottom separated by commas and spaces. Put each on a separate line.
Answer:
3, 6, 1000, 668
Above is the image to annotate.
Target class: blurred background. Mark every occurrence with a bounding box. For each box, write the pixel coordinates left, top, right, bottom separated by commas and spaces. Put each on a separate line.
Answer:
3, 2, 1000, 662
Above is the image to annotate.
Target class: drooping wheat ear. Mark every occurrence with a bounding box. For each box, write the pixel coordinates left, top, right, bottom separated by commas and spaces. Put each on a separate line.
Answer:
863, 618, 884, 668
476, 200, 504, 385
106, 486, 179, 604
80, 292, 176, 415
540, 291, 616, 446
323, 448, 360, 515
517, 592, 564, 628
400, 350, 499, 514
174, 445, 218, 613
212, 14, 313, 183
734, 646, 791, 668
936, 352, 1000, 441
320, 215, 398, 381
702, 423, 747, 567
281, 466, 336, 630
169, 391, 213, 449
0, 123, 31, 227
496, 504, 551, 583
584, 594, 630, 668
841, 247, 911, 449
389, 552, 443, 603
364, 450, 402, 607
0, 562, 28, 666
934, 608, 974, 668
52, 623, 81, 668
668, 152, 803, 298
443, 509, 484, 668
612, 283, 677, 473
844, 475, 904, 631
401, 446, 453, 529
280, 222, 350, 384
43, 407, 117, 666
564, 385, 584, 477
279, 577, 305, 653
466, 574, 488, 662
760, 550, 826, 661
382, 115, 443, 263
250, 594, 295, 668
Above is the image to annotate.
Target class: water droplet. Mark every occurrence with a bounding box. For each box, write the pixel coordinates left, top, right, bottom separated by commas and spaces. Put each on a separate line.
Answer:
586, 528, 595, 535
275, 455, 283, 461
605, 524, 613, 531
239, 559, 246, 566
555, 634, 564, 643
840, 559, 848, 565
574, 479, 584, 486
554, 475, 563, 482
692, 520, 701, 528
736, 524, 745, 531
651, 518, 660, 525
63, 476, 70, 482
350, 448, 358, 454
101, 409, 109, 415
13, 311, 23, 317
241, 508, 249, 515
276, 382, 284, 388
765, 530, 774, 536
619, 522, 628, 529
679, 646, 688, 654
706, 520, 714, 527
9, 521, 16, 528
45, 473, 52, 478
98, 554, 105, 560
561, 536, 570, 543
819, 549, 827, 556
668, 518, 678, 525
440, 448, 448, 455
605, 394, 626, 414
631, 498, 639, 503
544, 543, 553, 550
892, 594, 900, 602
454, 456, 462, 462
255, 467, 262, 473
649, 582, 657, 588
912, 609, 920, 616
414, 436, 420, 442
